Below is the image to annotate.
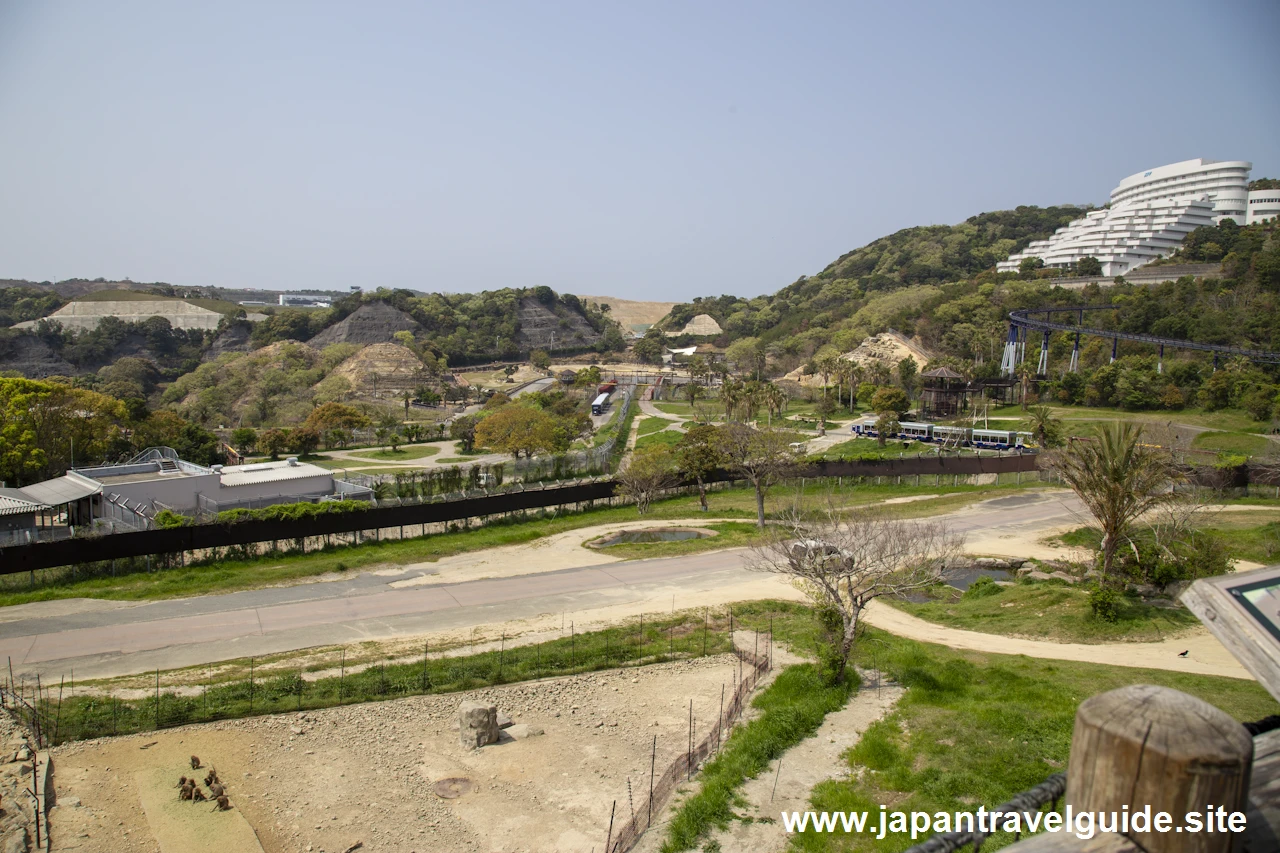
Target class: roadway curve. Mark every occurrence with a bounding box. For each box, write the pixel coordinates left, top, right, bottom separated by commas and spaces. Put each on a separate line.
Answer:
0, 491, 1249, 682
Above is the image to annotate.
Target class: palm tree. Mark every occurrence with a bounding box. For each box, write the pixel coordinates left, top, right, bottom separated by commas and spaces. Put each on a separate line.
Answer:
684, 381, 704, 407
1024, 405, 1064, 448
762, 382, 787, 427
1049, 422, 1174, 582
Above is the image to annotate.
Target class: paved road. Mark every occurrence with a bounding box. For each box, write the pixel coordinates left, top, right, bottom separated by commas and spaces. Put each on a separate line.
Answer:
0, 492, 1088, 680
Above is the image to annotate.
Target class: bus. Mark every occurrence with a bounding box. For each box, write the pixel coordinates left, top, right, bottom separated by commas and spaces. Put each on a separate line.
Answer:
591, 392, 611, 415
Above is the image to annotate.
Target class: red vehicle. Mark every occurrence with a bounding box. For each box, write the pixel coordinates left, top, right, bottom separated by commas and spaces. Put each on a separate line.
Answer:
597, 380, 617, 395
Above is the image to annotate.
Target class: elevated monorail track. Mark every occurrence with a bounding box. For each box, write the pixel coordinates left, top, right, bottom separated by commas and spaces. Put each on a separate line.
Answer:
1002, 304, 1280, 376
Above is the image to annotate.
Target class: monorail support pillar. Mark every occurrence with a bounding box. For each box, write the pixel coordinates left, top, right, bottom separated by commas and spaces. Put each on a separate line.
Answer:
1037, 329, 1049, 376
1069, 331, 1080, 373
1158, 344, 1164, 374
1110, 337, 1118, 364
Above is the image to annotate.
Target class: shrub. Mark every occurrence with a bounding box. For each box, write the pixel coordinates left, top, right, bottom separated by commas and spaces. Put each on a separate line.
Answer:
1089, 585, 1121, 623
962, 575, 1003, 599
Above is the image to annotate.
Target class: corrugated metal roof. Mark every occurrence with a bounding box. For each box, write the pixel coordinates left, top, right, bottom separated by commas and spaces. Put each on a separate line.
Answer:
218, 461, 332, 488
0, 488, 43, 517
18, 473, 102, 506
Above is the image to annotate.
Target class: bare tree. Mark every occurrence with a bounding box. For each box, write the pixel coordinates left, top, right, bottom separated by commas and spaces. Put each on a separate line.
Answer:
719, 424, 801, 527
750, 502, 962, 679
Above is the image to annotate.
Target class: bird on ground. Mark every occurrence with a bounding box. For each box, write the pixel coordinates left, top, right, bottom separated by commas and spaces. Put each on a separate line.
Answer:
1178, 650, 1189, 657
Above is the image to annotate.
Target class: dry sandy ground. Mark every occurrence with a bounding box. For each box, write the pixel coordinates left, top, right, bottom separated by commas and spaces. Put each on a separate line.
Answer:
50, 656, 743, 853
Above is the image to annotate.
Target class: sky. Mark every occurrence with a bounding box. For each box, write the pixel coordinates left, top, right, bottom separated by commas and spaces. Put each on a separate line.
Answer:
1, 1, 1278, 302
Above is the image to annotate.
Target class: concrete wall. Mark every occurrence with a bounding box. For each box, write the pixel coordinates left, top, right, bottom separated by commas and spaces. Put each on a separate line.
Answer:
101, 473, 221, 512
216, 474, 335, 504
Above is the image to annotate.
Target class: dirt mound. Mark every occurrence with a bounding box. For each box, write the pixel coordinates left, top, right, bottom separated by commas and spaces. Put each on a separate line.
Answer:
578, 295, 675, 329
308, 302, 422, 347
329, 342, 427, 392
516, 297, 602, 350
672, 313, 723, 337
782, 332, 932, 385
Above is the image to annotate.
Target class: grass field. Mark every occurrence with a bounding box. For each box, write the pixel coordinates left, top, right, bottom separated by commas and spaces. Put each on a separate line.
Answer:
1191, 430, 1276, 457
810, 437, 894, 461
890, 579, 1200, 644
348, 445, 442, 462
1056, 509, 1280, 564
784, 627, 1279, 852
638, 416, 678, 435
636, 429, 684, 451
986, 403, 1264, 432
0, 481, 1042, 606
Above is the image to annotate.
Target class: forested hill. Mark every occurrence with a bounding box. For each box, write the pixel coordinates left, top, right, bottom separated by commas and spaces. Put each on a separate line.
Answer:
658, 205, 1085, 341
809, 206, 1087, 290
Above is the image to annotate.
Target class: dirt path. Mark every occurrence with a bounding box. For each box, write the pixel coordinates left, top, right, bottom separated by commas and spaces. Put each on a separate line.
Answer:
862, 599, 1249, 678
698, 670, 905, 853
639, 399, 682, 422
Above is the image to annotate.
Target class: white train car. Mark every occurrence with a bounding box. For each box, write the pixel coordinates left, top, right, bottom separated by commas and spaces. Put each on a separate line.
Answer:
932, 425, 971, 446
898, 422, 933, 441
971, 428, 1017, 449
850, 416, 881, 437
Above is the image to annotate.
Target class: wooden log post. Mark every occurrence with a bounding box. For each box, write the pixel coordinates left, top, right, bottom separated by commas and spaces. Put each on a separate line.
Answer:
1066, 684, 1252, 853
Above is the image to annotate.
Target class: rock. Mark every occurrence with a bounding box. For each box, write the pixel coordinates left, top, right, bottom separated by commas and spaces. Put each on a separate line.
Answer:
974, 557, 1012, 570
458, 701, 499, 749
1048, 571, 1077, 584
1164, 580, 1192, 600
1015, 567, 1036, 578
1023, 571, 1055, 582
1131, 583, 1162, 598
946, 557, 975, 570
3, 827, 28, 853
993, 581, 1016, 587
496, 712, 513, 730
505, 724, 545, 740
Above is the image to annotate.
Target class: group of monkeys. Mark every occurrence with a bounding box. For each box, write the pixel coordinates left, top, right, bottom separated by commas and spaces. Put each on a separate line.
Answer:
176, 755, 232, 811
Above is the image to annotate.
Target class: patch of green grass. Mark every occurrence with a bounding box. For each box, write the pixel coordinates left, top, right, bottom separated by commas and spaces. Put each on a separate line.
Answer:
1191, 430, 1274, 457
810, 437, 893, 461
662, 664, 856, 852
591, 522, 762, 560
637, 429, 685, 451
1056, 513, 1280, 564
655, 402, 698, 417
348, 445, 442, 462
890, 579, 1200, 643
0, 481, 1042, 606
787, 629, 1279, 853
639, 416, 678, 436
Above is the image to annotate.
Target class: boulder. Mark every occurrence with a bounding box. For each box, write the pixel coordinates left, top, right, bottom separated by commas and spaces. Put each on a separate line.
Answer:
1016, 566, 1038, 578
1130, 583, 1162, 598
1047, 571, 1077, 584
505, 724, 545, 740
1023, 571, 1055, 582
458, 701, 500, 749
974, 557, 1012, 570
1164, 580, 1192, 600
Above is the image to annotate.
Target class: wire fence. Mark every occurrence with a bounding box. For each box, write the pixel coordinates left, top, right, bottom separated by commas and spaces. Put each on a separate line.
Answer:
605, 630, 772, 853
0, 611, 740, 748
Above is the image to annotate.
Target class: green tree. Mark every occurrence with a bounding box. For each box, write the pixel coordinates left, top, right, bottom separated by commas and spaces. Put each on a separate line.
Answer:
675, 424, 725, 511
288, 425, 322, 457
230, 427, 257, 454
0, 377, 127, 485
530, 349, 552, 370
874, 411, 900, 447
1075, 256, 1103, 277
896, 356, 918, 393
304, 402, 371, 449
449, 415, 480, 453
474, 405, 557, 458
869, 387, 910, 417
1023, 405, 1064, 448
1019, 256, 1045, 275
1046, 423, 1174, 582
259, 428, 290, 460
719, 424, 800, 527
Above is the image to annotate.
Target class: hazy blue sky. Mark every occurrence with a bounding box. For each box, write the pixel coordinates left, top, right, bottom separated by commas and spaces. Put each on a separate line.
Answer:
2, 1, 1277, 301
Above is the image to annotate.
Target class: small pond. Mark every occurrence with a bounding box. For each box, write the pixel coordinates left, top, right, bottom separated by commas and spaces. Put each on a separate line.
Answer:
589, 528, 715, 548
899, 567, 1011, 603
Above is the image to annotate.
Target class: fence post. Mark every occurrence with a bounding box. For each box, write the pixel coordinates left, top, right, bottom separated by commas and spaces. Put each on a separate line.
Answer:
422, 642, 430, 693
687, 699, 693, 781
606, 799, 616, 853
649, 735, 656, 827
1066, 685, 1252, 853
339, 648, 345, 702
154, 669, 160, 730
248, 658, 254, 713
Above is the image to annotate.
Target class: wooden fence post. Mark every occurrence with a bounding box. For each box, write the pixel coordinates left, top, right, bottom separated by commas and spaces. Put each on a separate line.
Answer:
1066, 684, 1252, 853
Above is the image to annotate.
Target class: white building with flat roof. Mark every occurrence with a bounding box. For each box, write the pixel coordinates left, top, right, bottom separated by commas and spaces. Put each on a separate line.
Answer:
999, 158, 1262, 277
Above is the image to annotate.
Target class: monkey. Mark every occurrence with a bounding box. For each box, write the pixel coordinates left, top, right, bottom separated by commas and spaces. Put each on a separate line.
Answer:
175, 776, 188, 789
208, 782, 225, 799
190, 755, 202, 770
204, 768, 219, 787
179, 782, 194, 801
191, 786, 207, 803
212, 795, 232, 811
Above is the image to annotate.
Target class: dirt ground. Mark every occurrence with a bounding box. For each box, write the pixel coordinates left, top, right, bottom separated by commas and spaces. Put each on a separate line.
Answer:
50, 655, 743, 853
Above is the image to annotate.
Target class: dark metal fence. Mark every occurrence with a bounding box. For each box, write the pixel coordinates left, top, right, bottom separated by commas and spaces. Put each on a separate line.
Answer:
0, 454, 1043, 575
606, 636, 772, 853
902, 773, 1067, 853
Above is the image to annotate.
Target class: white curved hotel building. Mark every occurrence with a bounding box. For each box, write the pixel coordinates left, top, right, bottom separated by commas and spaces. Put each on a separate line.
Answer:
998, 158, 1275, 277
